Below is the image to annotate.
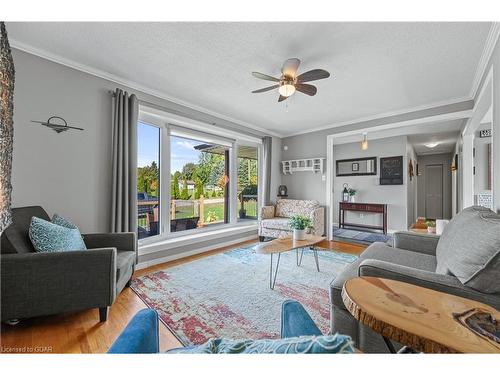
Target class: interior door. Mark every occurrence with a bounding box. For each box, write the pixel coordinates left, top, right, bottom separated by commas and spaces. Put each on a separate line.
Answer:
425, 164, 443, 219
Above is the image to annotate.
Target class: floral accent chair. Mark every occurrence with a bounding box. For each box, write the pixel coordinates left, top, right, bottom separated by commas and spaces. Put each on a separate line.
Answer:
259, 199, 324, 240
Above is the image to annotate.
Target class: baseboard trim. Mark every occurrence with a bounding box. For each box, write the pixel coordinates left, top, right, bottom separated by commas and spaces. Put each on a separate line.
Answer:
135, 234, 258, 270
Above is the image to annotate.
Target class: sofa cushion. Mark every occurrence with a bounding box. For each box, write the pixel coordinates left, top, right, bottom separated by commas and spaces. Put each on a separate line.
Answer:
117, 250, 135, 282
360, 242, 437, 272
1, 206, 50, 254
436, 206, 500, 293
29, 217, 87, 252
260, 218, 291, 232
275, 199, 319, 218
330, 242, 436, 309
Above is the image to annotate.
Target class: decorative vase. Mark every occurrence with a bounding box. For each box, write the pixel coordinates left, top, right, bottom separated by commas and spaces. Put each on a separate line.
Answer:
349, 195, 356, 203
293, 229, 306, 240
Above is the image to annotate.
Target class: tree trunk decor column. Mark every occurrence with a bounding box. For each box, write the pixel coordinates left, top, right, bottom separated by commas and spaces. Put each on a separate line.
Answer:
0, 22, 15, 233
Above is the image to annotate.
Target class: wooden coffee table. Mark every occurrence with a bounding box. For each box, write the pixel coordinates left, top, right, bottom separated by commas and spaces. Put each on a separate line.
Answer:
341, 277, 500, 353
254, 235, 324, 289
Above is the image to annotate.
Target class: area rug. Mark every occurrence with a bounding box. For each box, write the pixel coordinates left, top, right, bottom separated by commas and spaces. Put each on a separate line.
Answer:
131, 244, 357, 346
333, 228, 393, 245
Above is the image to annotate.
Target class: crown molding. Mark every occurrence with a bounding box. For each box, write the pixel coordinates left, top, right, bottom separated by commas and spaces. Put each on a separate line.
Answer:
285, 96, 473, 138
469, 22, 500, 99
10, 39, 284, 138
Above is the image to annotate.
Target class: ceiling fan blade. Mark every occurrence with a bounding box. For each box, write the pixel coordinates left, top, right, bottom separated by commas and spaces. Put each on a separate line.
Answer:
278, 95, 288, 102
296, 69, 330, 83
281, 58, 301, 77
252, 72, 280, 82
295, 83, 317, 96
251, 85, 279, 93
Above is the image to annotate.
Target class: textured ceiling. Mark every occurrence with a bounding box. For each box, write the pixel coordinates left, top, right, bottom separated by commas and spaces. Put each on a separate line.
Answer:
7, 22, 491, 136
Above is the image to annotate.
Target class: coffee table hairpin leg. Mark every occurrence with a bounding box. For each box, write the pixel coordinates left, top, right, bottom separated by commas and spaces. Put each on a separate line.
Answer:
296, 247, 320, 272
269, 253, 281, 290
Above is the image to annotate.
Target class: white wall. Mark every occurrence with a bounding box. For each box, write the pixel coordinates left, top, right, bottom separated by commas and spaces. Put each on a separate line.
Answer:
332, 136, 409, 232
406, 142, 418, 226
11, 49, 280, 235
474, 123, 492, 196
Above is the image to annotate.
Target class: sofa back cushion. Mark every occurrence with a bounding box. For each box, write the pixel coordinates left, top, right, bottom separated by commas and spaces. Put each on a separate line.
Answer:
275, 199, 319, 218
1, 206, 50, 254
436, 206, 500, 293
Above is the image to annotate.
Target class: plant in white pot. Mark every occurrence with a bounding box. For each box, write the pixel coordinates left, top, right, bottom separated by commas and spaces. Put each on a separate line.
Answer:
289, 215, 312, 241
348, 188, 357, 203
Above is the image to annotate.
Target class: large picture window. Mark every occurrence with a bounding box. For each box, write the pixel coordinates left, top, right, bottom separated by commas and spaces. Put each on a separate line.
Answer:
137, 111, 261, 242
170, 135, 229, 232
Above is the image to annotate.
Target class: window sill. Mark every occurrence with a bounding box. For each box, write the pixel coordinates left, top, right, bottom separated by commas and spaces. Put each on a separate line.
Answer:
138, 222, 259, 256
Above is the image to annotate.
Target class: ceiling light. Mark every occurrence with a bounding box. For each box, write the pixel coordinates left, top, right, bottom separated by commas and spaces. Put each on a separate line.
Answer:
278, 83, 296, 97
361, 133, 368, 150
425, 143, 439, 148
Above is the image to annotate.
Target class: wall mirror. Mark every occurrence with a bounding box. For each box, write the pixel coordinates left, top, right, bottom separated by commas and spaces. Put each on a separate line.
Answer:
336, 157, 377, 176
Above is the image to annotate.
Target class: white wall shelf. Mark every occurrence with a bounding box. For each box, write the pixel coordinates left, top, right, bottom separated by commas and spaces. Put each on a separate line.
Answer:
281, 158, 325, 175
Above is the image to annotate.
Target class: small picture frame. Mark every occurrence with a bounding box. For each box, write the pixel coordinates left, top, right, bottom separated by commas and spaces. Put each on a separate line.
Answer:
352, 163, 359, 172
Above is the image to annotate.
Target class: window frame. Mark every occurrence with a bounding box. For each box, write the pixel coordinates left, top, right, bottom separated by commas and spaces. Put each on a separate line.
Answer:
137, 106, 263, 246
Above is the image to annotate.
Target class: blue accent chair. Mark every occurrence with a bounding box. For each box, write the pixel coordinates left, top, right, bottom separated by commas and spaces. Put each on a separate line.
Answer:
108, 300, 322, 353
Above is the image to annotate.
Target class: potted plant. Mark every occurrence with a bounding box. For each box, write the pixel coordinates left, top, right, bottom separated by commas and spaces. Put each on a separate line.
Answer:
348, 188, 357, 203
289, 215, 312, 240
426, 220, 436, 234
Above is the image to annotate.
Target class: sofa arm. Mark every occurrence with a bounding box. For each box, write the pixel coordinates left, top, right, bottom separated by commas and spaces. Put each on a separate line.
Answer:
358, 259, 500, 310
108, 308, 160, 353
393, 231, 440, 255
1, 248, 117, 320
260, 205, 275, 220
310, 207, 325, 236
83, 232, 137, 252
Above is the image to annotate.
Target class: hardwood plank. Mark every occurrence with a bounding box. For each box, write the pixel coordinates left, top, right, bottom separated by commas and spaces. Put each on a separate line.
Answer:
0, 239, 365, 354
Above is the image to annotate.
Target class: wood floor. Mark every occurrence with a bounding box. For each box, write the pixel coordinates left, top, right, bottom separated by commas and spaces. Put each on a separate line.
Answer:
0, 239, 365, 354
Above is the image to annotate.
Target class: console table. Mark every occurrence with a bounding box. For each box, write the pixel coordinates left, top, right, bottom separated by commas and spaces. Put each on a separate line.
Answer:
339, 202, 387, 234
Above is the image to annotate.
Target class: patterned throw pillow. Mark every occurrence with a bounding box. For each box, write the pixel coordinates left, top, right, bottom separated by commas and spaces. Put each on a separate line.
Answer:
167, 334, 354, 354
52, 213, 79, 229
29, 216, 87, 252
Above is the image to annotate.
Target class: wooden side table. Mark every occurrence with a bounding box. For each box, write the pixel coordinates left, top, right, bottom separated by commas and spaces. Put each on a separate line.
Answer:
341, 277, 500, 353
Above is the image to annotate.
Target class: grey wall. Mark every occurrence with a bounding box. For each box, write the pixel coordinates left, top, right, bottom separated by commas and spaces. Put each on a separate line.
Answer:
332, 136, 409, 232
416, 153, 453, 219
11, 49, 280, 235
280, 100, 474, 207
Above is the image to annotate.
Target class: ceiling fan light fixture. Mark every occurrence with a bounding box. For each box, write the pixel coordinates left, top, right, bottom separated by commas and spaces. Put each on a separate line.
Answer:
278, 83, 296, 97
361, 132, 368, 150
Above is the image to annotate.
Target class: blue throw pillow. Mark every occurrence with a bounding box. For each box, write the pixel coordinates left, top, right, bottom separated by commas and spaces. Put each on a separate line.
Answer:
29, 216, 87, 252
167, 334, 354, 354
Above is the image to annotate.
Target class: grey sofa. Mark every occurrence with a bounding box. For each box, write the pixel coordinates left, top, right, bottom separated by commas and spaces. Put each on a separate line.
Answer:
1, 206, 137, 322
330, 206, 500, 353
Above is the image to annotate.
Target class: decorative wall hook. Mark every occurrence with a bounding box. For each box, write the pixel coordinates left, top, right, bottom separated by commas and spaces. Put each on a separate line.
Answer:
31, 116, 83, 133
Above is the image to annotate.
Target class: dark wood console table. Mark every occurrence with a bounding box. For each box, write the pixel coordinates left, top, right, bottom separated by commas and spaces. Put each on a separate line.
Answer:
339, 202, 387, 234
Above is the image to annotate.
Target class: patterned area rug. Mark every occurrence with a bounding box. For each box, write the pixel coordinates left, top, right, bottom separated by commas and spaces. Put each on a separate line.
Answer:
131, 244, 357, 346
333, 228, 393, 245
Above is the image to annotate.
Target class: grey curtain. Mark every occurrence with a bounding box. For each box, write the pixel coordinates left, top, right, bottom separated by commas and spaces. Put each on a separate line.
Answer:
111, 88, 138, 232
262, 136, 273, 206
0, 22, 15, 233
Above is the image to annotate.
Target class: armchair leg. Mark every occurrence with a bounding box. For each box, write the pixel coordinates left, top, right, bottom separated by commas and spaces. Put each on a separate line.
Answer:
259, 236, 265, 242
99, 307, 109, 322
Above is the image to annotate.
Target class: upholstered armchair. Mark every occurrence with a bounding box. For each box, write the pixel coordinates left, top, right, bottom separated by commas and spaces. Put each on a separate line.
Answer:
0, 206, 137, 323
259, 199, 324, 240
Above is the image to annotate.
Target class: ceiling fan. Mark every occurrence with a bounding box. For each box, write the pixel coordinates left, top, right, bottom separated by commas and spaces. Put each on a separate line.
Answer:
251, 58, 330, 102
